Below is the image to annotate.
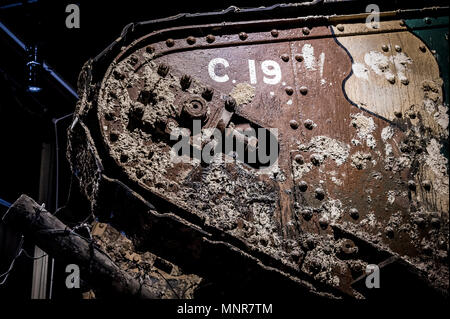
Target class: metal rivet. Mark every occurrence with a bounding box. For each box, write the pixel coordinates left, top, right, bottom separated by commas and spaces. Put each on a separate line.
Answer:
294, 154, 304, 164
382, 44, 389, 52
113, 70, 124, 80
408, 110, 416, 119
408, 180, 416, 191
424, 17, 432, 25
349, 208, 359, 220
187, 36, 196, 45
310, 154, 321, 166
319, 217, 328, 229
166, 38, 175, 47
337, 24, 344, 32
302, 27, 310, 35
281, 54, 289, 62
385, 227, 394, 238
395, 45, 402, 52
120, 154, 129, 163
128, 56, 138, 66
105, 111, 115, 121
387, 75, 396, 84
300, 86, 308, 95
315, 188, 325, 200
289, 119, 299, 129
239, 32, 248, 40
206, 34, 215, 43
285, 86, 294, 95
415, 217, 426, 227
271, 29, 279, 37
341, 239, 357, 255
164, 119, 179, 135
109, 131, 119, 142
304, 119, 314, 130
299, 181, 308, 192
202, 87, 214, 101
157, 64, 170, 77
225, 96, 237, 112
145, 46, 155, 54
419, 45, 426, 52
431, 217, 441, 229
180, 75, 192, 90
184, 99, 207, 120
302, 209, 312, 221
295, 54, 304, 62
401, 77, 409, 85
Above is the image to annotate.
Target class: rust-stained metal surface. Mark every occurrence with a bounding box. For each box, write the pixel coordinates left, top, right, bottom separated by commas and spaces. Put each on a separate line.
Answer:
68, 5, 449, 299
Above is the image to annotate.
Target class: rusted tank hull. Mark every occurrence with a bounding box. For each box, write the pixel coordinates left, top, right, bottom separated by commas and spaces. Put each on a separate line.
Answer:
69, 5, 449, 298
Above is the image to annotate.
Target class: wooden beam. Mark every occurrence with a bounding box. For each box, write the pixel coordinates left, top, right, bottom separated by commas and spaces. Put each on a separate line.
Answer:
3, 194, 157, 299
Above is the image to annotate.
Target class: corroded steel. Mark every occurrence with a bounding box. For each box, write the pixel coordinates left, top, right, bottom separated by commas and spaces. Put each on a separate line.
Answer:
69, 6, 449, 298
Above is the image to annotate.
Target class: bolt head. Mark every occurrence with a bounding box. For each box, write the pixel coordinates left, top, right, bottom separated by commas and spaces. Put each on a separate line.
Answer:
225, 96, 237, 112
382, 44, 389, 52
145, 46, 155, 54
180, 75, 192, 90
318, 217, 328, 229
395, 45, 402, 52
337, 24, 344, 32
295, 54, 304, 62
387, 75, 396, 84
289, 119, 299, 129
408, 180, 417, 191
299, 181, 308, 192
385, 227, 394, 238
300, 86, 308, 95
285, 86, 294, 95
431, 217, 441, 228
394, 110, 402, 118
315, 188, 325, 200
157, 64, 170, 77
281, 54, 289, 62
304, 119, 314, 130
302, 27, 310, 35
166, 38, 175, 47
271, 29, 279, 37
294, 154, 304, 164
349, 208, 359, 220
239, 32, 248, 40
302, 208, 312, 221
341, 239, 357, 255
109, 131, 119, 142
202, 87, 214, 101
310, 154, 321, 166
187, 36, 196, 45
206, 34, 215, 43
